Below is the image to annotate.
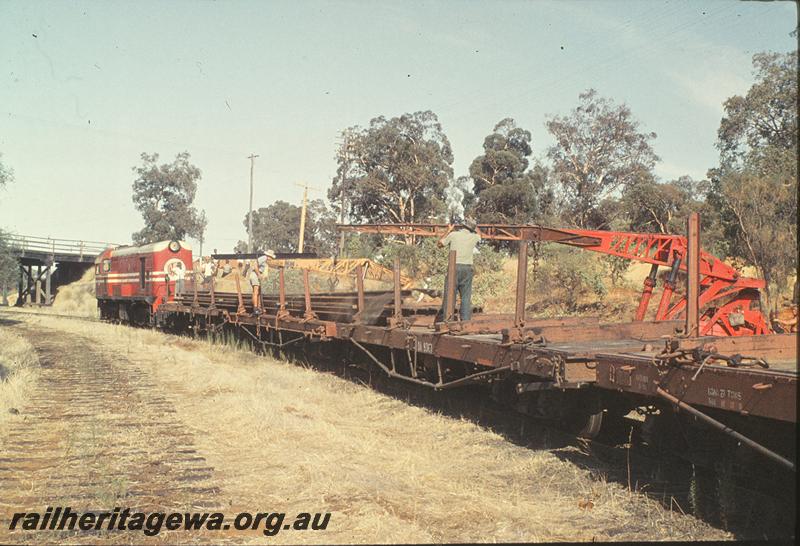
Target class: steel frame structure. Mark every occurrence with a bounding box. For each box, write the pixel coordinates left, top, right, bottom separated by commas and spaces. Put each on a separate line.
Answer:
337, 222, 770, 336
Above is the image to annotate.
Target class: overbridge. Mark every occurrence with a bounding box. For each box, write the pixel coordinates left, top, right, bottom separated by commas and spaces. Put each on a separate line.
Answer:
3, 234, 118, 306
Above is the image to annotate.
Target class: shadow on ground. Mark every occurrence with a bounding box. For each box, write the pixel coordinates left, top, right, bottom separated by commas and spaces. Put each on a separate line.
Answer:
273, 339, 795, 541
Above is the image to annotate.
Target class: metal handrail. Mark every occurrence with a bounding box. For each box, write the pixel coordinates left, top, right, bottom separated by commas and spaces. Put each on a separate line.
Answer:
6, 234, 114, 245
5, 233, 118, 256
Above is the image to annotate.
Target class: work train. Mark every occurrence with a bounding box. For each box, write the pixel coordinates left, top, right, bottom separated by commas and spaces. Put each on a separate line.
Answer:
94, 237, 796, 528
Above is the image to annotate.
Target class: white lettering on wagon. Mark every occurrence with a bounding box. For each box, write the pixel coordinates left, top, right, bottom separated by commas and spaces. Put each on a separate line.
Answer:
415, 340, 434, 353
706, 387, 743, 410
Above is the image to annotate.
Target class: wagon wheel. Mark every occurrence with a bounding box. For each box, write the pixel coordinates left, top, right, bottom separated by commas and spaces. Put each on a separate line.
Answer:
561, 396, 604, 439
568, 408, 604, 439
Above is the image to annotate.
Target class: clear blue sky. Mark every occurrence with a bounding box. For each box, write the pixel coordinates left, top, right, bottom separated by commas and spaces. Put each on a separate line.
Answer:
1, 0, 796, 254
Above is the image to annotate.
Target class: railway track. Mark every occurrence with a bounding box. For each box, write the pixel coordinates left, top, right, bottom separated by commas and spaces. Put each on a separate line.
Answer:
0, 308, 100, 323
0, 323, 221, 544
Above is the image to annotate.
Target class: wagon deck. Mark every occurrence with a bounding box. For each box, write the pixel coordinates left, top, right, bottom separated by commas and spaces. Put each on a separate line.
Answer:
158, 289, 797, 427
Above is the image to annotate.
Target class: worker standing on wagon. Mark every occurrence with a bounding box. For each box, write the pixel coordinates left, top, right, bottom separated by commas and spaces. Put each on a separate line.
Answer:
248, 250, 275, 315
202, 257, 215, 285
174, 261, 185, 296
257, 249, 275, 275
436, 217, 481, 321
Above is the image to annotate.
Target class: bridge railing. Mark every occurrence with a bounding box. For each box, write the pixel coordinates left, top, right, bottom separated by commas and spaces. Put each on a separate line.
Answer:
6, 234, 118, 259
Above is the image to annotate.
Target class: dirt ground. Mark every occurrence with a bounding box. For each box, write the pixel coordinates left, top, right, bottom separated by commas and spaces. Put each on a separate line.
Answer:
0, 312, 730, 543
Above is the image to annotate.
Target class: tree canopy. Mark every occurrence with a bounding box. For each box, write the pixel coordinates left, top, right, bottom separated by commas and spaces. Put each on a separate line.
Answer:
131, 152, 207, 244
547, 89, 659, 228
0, 229, 17, 295
328, 111, 454, 225
708, 51, 798, 305
469, 118, 533, 194
1, 154, 17, 299
717, 51, 798, 172
707, 169, 796, 303
238, 199, 337, 256
0, 152, 13, 194
467, 118, 553, 224
621, 175, 705, 234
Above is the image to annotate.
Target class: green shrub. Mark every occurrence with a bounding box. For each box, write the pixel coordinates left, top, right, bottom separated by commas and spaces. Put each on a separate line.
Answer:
377, 238, 510, 310
529, 246, 608, 313
378, 238, 447, 279
602, 255, 630, 287
470, 245, 510, 308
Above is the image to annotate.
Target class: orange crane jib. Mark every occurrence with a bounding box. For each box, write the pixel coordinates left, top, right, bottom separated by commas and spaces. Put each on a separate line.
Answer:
337, 223, 770, 336
337, 223, 761, 287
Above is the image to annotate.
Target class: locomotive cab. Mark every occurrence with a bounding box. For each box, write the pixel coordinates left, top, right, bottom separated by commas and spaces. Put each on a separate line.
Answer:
95, 239, 193, 324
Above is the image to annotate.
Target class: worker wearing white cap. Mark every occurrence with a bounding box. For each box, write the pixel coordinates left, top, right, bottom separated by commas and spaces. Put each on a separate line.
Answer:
257, 249, 276, 274
250, 249, 275, 315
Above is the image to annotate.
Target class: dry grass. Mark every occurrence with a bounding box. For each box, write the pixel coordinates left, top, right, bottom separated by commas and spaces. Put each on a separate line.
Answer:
10, 313, 730, 543
51, 267, 98, 317
1, 267, 97, 318
0, 327, 39, 427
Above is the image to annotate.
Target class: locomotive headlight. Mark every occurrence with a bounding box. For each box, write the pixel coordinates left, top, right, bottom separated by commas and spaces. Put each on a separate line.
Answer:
168, 241, 181, 252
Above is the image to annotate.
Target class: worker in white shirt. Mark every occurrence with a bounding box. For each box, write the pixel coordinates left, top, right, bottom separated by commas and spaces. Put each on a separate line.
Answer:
249, 250, 275, 315
202, 258, 215, 281
173, 262, 186, 295
436, 217, 481, 321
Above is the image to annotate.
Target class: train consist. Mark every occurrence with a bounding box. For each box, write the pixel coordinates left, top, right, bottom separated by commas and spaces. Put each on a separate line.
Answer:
94, 218, 797, 520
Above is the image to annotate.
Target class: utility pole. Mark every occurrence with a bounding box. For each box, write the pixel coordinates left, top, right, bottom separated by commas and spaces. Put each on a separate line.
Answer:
247, 153, 260, 253
298, 183, 309, 253
198, 210, 207, 259
336, 130, 353, 256
295, 182, 320, 253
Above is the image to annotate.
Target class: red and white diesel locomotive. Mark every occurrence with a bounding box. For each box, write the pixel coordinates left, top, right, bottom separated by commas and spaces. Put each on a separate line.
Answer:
95, 240, 193, 324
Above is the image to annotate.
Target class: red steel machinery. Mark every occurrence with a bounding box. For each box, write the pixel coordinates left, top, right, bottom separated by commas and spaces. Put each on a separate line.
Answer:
336, 222, 770, 336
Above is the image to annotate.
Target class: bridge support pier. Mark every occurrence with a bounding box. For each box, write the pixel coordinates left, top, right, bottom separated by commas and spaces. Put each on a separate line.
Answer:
15, 263, 55, 306
19, 264, 33, 305
16, 265, 22, 306
45, 262, 52, 305
35, 265, 41, 305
